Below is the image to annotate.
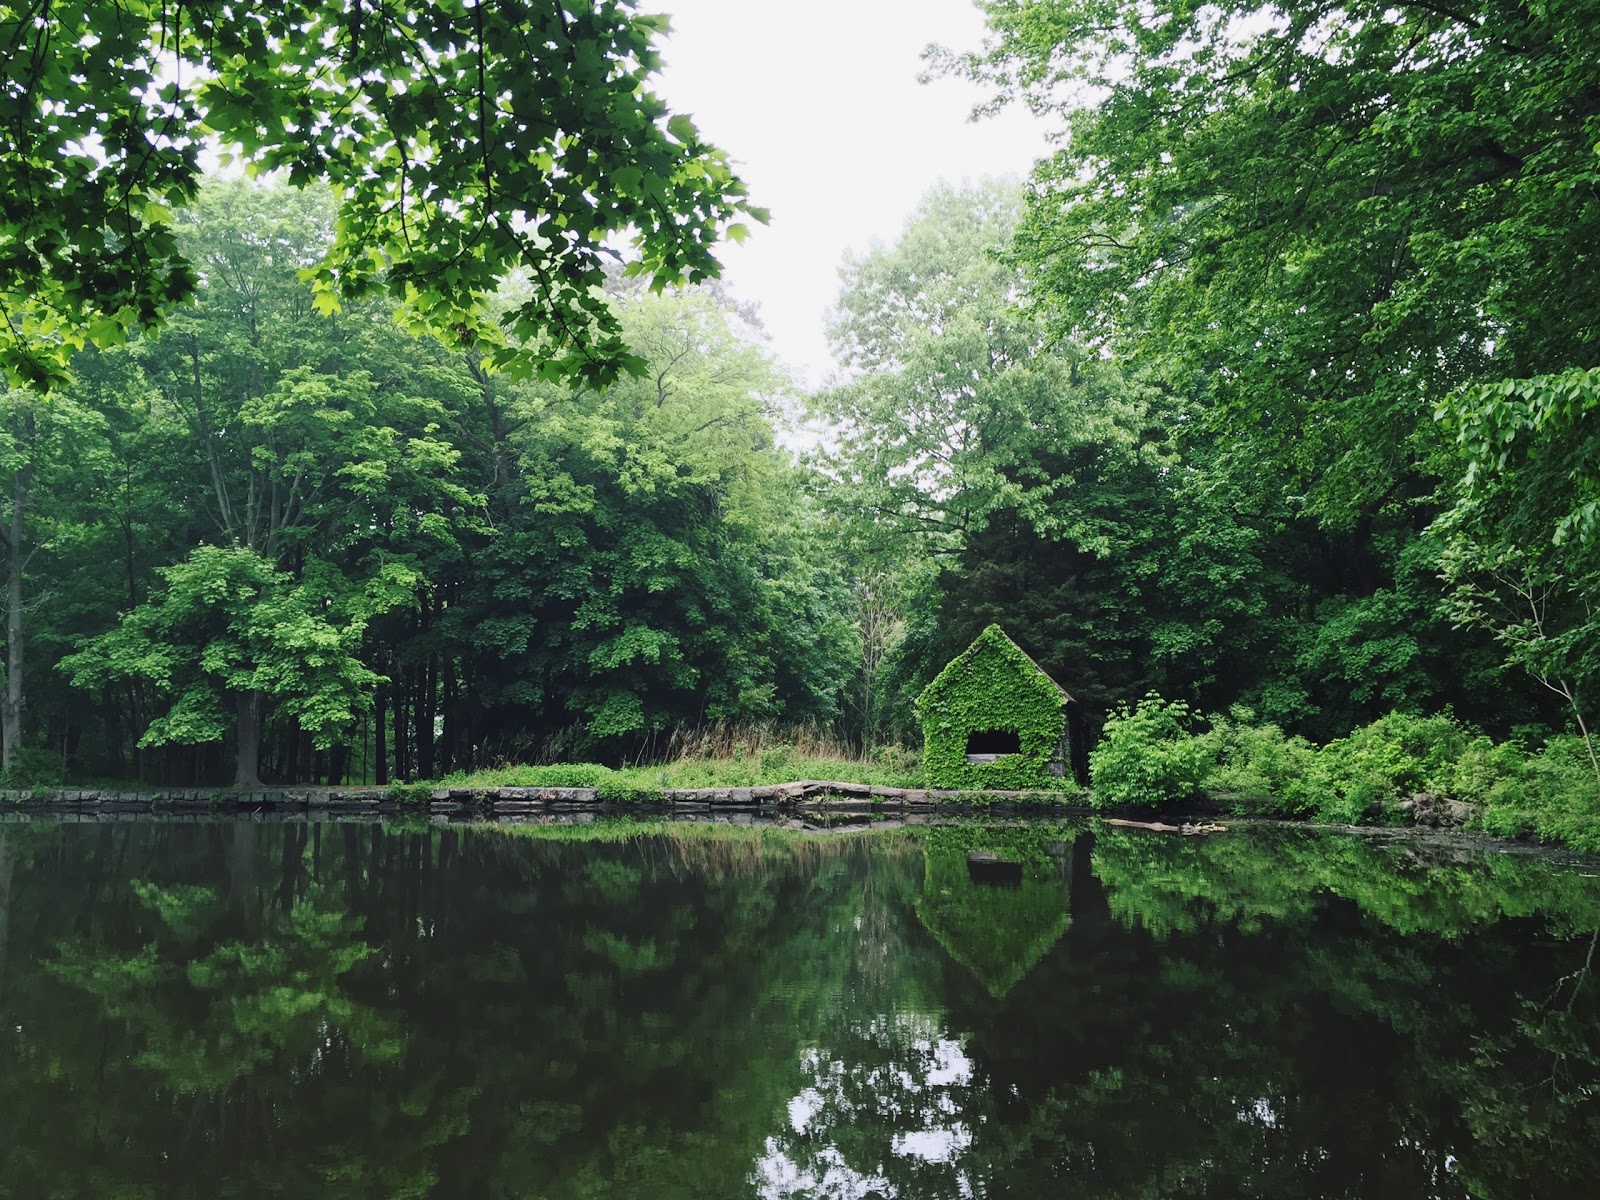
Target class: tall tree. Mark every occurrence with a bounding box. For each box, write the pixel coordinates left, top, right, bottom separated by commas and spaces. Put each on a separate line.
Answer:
0, 385, 107, 777
814, 182, 1285, 729
816, 180, 1156, 555
445, 284, 853, 755
61, 545, 387, 787
943, 0, 1600, 525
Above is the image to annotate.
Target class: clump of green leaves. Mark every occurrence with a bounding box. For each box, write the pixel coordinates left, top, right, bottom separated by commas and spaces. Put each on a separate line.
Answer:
385, 781, 431, 806
1311, 713, 1471, 823
1088, 694, 1209, 809
1467, 735, 1600, 853
1087, 695, 1600, 849
1194, 708, 1319, 816
2, 0, 761, 390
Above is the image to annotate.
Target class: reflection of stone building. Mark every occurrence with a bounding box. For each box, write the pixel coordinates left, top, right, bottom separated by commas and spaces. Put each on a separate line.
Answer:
915, 829, 1075, 999
916, 625, 1078, 789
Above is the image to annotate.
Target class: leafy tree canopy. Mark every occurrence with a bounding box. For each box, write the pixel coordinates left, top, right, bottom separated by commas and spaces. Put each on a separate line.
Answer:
942, 0, 1600, 523
0, 0, 762, 389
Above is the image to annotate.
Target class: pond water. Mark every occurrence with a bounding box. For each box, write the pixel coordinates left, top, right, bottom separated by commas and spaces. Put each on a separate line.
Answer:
1, 818, 1598, 1198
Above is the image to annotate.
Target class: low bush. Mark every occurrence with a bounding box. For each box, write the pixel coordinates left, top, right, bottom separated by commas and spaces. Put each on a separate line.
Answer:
1309, 713, 1467, 823
1088, 694, 1209, 809
1086, 695, 1600, 851
1195, 707, 1320, 816
1474, 734, 1600, 853
0, 746, 67, 789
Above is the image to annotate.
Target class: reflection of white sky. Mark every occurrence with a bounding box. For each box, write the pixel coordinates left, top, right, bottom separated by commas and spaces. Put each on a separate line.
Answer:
892, 1126, 972, 1165
1238, 1096, 1279, 1128
755, 1144, 893, 1200
755, 1015, 978, 1198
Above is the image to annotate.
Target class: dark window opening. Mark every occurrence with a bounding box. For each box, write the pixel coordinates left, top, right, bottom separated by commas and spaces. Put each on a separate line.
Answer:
966, 729, 1021, 756
967, 852, 1023, 888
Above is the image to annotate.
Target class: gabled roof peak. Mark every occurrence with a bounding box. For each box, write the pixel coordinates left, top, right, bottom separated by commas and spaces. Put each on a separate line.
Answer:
918, 624, 1072, 706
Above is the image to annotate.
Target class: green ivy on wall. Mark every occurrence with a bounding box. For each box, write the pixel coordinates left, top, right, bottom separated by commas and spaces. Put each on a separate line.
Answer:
915, 624, 1068, 789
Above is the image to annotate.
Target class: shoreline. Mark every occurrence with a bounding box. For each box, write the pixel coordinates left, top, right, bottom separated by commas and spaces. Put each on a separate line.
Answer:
0, 779, 1081, 821
6, 781, 1596, 862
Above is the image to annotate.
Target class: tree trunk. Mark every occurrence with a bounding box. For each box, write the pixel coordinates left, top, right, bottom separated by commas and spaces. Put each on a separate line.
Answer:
374, 684, 389, 786
440, 656, 457, 777
393, 671, 410, 781
415, 659, 435, 781
2, 416, 33, 778
327, 743, 346, 787
235, 690, 263, 788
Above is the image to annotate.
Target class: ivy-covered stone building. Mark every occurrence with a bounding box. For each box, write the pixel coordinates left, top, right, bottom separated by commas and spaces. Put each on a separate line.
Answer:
915, 625, 1076, 790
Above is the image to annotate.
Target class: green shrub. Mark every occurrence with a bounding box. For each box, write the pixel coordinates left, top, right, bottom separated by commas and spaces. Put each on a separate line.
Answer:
1197, 708, 1319, 815
1312, 712, 1472, 823
1476, 734, 1600, 852
759, 745, 793, 779
1089, 694, 1209, 810
1445, 735, 1532, 805
385, 780, 430, 805
871, 743, 921, 774
0, 746, 66, 789
595, 777, 662, 804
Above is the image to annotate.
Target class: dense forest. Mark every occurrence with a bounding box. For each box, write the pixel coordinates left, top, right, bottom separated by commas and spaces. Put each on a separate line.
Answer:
1, 0, 1596, 792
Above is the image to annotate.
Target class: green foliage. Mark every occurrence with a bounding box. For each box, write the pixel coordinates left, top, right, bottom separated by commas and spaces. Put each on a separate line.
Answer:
384, 780, 431, 806
59, 544, 383, 750
916, 625, 1068, 790
915, 824, 1076, 998
1433, 367, 1600, 791
1469, 735, 1600, 854
1088, 694, 1208, 809
0, 0, 759, 390
1193, 708, 1319, 817
593, 777, 664, 805
947, 0, 1600, 527
1085, 695, 1600, 845
813, 181, 1156, 555
0, 745, 66, 789
1312, 713, 1472, 823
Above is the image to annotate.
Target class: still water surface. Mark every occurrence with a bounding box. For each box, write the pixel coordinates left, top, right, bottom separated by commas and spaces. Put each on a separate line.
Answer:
1, 818, 1598, 1198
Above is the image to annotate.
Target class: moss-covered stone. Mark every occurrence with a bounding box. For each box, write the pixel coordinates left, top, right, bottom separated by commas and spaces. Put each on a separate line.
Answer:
915, 624, 1071, 790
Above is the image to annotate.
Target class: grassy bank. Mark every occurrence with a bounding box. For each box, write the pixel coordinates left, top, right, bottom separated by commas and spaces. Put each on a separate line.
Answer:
425, 742, 927, 800
1091, 697, 1600, 853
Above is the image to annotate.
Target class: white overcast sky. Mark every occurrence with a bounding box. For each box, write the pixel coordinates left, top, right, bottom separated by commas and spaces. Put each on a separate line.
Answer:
651, 0, 1052, 389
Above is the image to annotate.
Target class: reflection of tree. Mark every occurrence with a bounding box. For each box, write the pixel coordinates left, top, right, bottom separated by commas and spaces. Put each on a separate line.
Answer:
941, 827, 1600, 1199
0, 823, 467, 1198
0, 831, 11, 1004
1451, 928, 1600, 1197
346, 824, 933, 1199
2, 821, 1600, 1198
1090, 824, 1600, 942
